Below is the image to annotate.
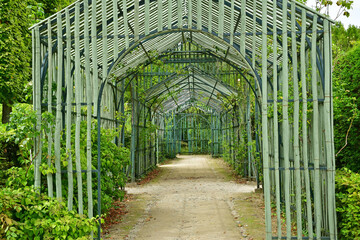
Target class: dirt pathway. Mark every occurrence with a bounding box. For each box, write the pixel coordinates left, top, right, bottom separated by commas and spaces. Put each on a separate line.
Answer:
105, 155, 263, 240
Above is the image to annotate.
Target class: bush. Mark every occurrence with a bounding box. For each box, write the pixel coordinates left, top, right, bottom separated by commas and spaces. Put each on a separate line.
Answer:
0, 126, 19, 186
0, 104, 36, 186
1, 104, 131, 226
333, 45, 360, 172
335, 168, 360, 238
90, 122, 130, 213
0, 186, 97, 240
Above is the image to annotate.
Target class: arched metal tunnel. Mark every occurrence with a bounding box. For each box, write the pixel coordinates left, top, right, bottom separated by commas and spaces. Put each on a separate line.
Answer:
31, 0, 336, 239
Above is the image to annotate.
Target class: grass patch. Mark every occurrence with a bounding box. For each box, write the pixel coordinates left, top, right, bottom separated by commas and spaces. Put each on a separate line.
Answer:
234, 192, 266, 239
102, 194, 149, 239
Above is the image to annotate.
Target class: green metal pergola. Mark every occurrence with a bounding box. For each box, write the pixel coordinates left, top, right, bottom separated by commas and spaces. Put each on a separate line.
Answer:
31, 0, 336, 238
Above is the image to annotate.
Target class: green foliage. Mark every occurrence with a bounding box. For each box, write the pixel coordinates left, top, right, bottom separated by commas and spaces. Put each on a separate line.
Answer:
302, 0, 354, 19
0, 186, 97, 240
0, 104, 46, 186
0, 0, 35, 105
37, 0, 75, 17
333, 44, 360, 172
1, 103, 130, 217
39, 120, 131, 215
7, 104, 53, 166
332, 22, 360, 60
335, 168, 360, 238
5, 166, 35, 190
0, 125, 19, 186
90, 122, 131, 212
0, 0, 76, 117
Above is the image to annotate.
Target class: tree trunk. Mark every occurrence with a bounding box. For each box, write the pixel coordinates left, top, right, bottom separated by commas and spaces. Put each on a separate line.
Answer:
2, 103, 12, 124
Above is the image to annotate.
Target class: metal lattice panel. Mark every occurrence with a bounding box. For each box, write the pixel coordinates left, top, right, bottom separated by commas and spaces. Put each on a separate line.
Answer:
31, 0, 336, 239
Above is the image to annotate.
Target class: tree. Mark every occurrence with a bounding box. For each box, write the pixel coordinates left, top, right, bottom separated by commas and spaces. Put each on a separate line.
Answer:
37, 0, 74, 16
313, 0, 353, 19
332, 22, 360, 60
333, 44, 360, 172
0, 0, 75, 124
0, 0, 36, 123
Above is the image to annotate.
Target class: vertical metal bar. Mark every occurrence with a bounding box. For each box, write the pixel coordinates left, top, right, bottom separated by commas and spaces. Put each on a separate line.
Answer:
230, 0, 234, 45
188, 116, 191, 153
197, 0, 201, 30
251, 0, 256, 67
158, 0, 163, 31
96, 82, 105, 240
208, 0, 212, 33
156, 128, 159, 164
55, 14, 63, 200
145, 0, 150, 34
200, 121, 203, 153
102, 0, 108, 77
167, 0, 172, 29
272, 1, 281, 237
179, 118, 182, 153
46, 20, 54, 197
85, 0, 93, 220
301, 10, 313, 238
121, 81, 125, 146
134, 0, 139, 41
131, 83, 137, 182
282, 0, 291, 236
75, 2, 84, 215
34, 27, 42, 193
113, 0, 119, 57
173, 111, 176, 156
291, 2, 302, 238
261, 1, 271, 238
188, 0, 192, 29
218, 0, 224, 38
324, 19, 336, 239
143, 106, 146, 172
194, 116, 197, 151
177, 0, 182, 28
211, 113, 213, 156
123, 0, 130, 48
330, 24, 338, 237
240, 0, 245, 56
32, 28, 36, 181
324, 20, 336, 236
246, 86, 252, 178
92, 0, 99, 115
311, 14, 322, 238
65, 8, 74, 210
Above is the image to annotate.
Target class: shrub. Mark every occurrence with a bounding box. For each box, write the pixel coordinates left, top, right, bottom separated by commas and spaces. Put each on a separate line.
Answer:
0, 126, 19, 186
0, 104, 37, 185
1, 104, 131, 223
333, 45, 360, 172
335, 168, 360, 238
90, 122, 130, 213
0, 186, 97, 240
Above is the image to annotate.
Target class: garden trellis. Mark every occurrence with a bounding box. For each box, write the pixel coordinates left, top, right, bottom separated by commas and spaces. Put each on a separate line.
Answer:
31, 0, 336, 238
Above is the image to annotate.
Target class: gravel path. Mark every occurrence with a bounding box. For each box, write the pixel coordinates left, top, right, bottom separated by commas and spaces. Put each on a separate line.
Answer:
107, 155, 257, 240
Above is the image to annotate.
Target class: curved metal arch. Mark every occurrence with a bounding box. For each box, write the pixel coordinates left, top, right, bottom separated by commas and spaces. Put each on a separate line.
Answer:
144, 47, 260, 103
175, 114, 211, 127
106, 28, 260, 95
144, 72, 237, 115
111, 47, 262, 115
104, 29, 263, 121
174, 102, 213, 114
149, 87, 227, 115
37, 0, 329, 101
112, 51, 260, 121
144, 65, 237, 101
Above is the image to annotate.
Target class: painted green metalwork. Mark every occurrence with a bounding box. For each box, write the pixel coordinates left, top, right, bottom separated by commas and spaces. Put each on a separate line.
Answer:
31, 0, 336, 239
